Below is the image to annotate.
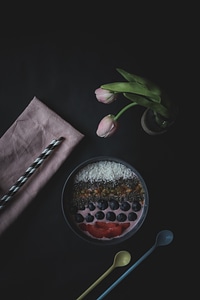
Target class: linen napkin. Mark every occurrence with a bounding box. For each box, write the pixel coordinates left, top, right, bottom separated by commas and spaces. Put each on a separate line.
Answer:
0, 96, 84, 235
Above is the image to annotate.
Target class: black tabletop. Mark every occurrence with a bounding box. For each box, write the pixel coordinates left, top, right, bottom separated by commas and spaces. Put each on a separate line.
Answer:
0, 21, 191, 300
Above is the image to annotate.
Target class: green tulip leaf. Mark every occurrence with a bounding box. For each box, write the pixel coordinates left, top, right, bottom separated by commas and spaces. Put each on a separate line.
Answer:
116, 68, 140, 82
123, 93, 170, 118
101, 82, 161, 100
116, 68, 161, 95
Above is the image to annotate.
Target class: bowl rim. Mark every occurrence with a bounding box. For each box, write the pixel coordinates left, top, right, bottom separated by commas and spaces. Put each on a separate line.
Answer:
61, 156, 149, 246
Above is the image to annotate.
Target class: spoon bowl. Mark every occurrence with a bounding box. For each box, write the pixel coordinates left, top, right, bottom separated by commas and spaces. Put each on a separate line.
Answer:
113, 250, 131, 268
155, 229, 174, 247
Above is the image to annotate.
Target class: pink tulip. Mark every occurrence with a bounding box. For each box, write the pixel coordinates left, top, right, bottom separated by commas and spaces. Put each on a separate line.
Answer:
95, 88, 118, 104
96, 114, 118, 137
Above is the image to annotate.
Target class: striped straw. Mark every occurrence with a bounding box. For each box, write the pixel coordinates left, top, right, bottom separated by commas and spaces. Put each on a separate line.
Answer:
0, 137, 64, 210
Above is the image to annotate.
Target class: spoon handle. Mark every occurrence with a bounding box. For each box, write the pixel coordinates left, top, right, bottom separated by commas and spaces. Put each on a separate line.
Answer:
97, 245, 156, 300
76, 265, 114, 300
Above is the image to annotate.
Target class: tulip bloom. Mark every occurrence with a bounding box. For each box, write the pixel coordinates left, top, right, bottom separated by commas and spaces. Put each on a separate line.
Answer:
95, 88, 118, 104
96, 114, 118, 138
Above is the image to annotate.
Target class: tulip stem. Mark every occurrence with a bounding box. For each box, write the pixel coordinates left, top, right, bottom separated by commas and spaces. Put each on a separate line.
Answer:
114, 102, 137, 120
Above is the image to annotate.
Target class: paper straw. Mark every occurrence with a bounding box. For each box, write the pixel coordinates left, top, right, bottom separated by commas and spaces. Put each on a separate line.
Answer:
0, 137, 64, 210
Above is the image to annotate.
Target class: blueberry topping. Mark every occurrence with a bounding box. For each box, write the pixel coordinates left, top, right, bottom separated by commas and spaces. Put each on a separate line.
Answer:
75, 213, 84, 223
106, 211, 116, 221
109, 199, 119, 210
120, 201, 130, 211
128, 212, 137, 221
85, 213, 94, 222
132, 201, 141, 212
97, 199, 108, 210
95, 211, 105, 220
117, 213, 127, 222
88, 202, 96, 211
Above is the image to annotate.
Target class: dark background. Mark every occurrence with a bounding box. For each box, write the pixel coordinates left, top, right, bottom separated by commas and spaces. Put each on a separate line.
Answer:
0, 6, 194, 300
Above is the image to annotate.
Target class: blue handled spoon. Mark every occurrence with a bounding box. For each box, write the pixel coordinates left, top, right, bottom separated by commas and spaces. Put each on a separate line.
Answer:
97, 229, 174, 300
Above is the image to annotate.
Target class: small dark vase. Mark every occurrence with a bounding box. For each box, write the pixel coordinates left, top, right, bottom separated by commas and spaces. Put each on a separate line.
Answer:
141, 108, 176, 135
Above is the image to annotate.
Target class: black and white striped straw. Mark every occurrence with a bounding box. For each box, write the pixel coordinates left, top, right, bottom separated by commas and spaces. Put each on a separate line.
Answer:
0, 137, 64, 210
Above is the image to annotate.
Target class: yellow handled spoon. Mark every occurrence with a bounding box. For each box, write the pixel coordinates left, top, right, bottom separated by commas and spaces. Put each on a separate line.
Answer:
76, 250, 131, 300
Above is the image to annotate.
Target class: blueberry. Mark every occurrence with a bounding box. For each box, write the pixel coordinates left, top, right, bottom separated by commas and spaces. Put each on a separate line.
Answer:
97, 199, 108, 210
109, 199, 119, 210
106, 211, 116, 221
95, 211, 105, 220
88, 202, 96, 211
117, 213, 127, 222
132, 201, 141, 212
75, 213, 84, 223
120, 201, 130, 211
128, 212, 137, 221
85, 213, 94, 222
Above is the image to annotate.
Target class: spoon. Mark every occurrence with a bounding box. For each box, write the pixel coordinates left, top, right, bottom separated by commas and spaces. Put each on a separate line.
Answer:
76, 250, 131, 300
97, 229, 174, 300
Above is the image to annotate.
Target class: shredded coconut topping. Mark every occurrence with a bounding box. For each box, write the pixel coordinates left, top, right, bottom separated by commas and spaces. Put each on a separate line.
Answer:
74, 161, 136, 182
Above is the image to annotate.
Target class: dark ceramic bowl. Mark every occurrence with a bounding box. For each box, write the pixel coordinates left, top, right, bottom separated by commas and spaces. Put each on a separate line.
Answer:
61, 156, 149, 245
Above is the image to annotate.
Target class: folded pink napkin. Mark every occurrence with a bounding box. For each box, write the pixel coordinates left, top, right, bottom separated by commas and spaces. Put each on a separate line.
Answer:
0, 96, 84, 235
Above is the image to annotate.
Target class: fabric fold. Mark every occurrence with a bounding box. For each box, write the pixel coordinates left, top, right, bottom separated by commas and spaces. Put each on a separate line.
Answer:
0, 96, 84, 235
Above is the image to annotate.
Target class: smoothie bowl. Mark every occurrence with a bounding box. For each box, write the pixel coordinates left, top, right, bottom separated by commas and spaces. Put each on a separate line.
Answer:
61, 156, 149, 245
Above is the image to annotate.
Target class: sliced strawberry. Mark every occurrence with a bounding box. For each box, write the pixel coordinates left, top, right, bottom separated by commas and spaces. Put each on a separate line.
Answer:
105, 224, 122, 238
87, 225, 106, 238
79, 223, 106, 238
95, 222, 118, 229
79, 222, 131, 239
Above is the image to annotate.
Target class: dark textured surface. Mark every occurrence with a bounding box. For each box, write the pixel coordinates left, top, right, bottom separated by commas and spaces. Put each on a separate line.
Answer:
0, 11, 192, 300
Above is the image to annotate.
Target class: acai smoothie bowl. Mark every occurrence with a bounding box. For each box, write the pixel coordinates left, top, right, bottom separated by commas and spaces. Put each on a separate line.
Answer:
61, 157, 149, 245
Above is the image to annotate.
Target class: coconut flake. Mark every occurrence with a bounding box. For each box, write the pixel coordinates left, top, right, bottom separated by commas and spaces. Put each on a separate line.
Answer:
74, 161, 135, 182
